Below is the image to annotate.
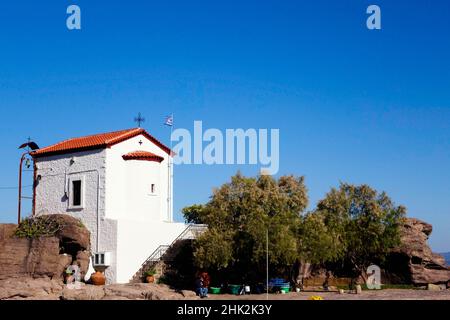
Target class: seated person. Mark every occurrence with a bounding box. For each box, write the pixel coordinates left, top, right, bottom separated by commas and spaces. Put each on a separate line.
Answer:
195, 276, 208, 298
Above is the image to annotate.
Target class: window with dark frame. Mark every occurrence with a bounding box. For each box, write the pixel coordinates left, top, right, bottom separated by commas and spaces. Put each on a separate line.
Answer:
72, 180, 82, 206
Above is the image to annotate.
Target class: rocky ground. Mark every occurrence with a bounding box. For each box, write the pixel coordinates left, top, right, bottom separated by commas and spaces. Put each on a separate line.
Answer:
0, 277, 198, 300
208, 289, 450, 300
1, 277, 449, 300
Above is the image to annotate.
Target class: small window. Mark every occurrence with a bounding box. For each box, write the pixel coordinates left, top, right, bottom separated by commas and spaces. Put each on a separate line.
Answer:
151, 184, 156, 194
68, 176, 84, 209
72, 180, 82, 206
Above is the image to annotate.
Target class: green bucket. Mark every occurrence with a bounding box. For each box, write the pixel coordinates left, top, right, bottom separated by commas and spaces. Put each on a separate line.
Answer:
228, 285, 241, 295
280, 286, 290, 293
210, 287, 221, 294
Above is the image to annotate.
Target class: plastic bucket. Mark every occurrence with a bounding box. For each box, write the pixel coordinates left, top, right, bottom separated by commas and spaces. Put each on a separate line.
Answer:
228, 285, 241, 295
210, 287, 221, 294
280, 286, 290, 293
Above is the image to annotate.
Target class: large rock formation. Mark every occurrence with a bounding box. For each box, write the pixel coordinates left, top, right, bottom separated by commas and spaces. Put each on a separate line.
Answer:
0, 214, 90, 280
299, 217, 450, 287
385, 218, 450, 285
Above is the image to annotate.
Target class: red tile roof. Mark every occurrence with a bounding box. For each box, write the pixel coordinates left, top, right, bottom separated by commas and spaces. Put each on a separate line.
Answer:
122, 151, 164, 163
31, 128, 171, 158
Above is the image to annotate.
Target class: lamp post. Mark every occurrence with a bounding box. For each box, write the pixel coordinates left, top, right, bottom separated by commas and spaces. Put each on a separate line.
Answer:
266, 228, 269, 300
18, 140, 39, 224
17, 152, 29, 224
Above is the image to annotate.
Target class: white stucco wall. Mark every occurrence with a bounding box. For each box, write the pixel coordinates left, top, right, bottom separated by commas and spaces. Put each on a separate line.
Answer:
105, 133, 184, 283
105, 134, 172, 222
34, 149, 118, 283
116, 220, 186, 283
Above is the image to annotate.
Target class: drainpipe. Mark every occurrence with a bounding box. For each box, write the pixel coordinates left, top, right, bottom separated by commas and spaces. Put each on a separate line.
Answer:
32, 159, 37, 217
96, 171, 100, 253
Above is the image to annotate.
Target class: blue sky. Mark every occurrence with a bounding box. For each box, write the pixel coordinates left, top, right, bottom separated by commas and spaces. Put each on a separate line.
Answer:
0, 1, 449, 251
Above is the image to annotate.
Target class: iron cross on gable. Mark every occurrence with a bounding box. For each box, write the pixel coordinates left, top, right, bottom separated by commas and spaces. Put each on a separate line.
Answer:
134, 112, 145, 128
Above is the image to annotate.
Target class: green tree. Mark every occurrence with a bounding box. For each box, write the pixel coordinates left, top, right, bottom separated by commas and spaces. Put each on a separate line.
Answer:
182, 204, 205, 224
193, 228, 234, 270
315, 183, 406, 281
297, 211, 345, 265
183, 172, 308, 282
184, 175, 406, 285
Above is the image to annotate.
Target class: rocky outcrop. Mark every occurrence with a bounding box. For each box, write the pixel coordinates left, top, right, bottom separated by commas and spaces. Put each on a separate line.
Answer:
0, 277, 198, 300
385, 218, 450, 285
300, 217, 450, 287
0, 214, 90, 280
0, 277, 64, 300
100, 283, 197, 300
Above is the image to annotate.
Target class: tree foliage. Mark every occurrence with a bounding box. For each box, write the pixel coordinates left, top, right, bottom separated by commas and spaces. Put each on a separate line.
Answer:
297, 211, 345, 265
182, 204, 205, 225
183, 174, 406, 283
315, 183, 406, 279
183, 172, 308, 280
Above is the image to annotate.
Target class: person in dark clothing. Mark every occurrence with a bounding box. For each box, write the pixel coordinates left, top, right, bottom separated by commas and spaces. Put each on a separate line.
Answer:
200, 272, 211, 288
195, 276, 208, 298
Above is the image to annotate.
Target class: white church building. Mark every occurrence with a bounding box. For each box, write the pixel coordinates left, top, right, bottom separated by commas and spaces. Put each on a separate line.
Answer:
31, 128, 188, 283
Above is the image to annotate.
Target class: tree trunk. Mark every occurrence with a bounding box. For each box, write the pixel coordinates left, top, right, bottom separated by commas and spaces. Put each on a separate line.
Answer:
293, 259, 311, 286
360, 267, 369, 284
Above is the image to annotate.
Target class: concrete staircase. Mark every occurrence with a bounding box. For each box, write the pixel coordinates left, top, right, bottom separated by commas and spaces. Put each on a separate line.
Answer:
130, 224, 207, 283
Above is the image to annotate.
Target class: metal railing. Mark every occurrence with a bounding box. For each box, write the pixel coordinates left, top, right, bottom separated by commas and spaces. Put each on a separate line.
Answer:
131, 224, 208, 282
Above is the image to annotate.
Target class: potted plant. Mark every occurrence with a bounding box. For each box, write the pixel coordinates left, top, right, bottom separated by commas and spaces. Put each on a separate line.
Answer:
144, 268, 157, 283
64, 268, 74, 284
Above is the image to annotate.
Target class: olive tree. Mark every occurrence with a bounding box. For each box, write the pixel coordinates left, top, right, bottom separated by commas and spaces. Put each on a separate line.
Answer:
183, 172, 308, 282
315, 183, 406, 281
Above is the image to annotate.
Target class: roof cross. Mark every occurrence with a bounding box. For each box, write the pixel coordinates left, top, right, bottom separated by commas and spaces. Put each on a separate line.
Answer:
26, 137, 31, 152
134, 112, 145, 128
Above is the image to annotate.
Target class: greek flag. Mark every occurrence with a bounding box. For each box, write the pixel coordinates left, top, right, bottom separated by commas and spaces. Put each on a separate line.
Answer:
164, 115, 174, 127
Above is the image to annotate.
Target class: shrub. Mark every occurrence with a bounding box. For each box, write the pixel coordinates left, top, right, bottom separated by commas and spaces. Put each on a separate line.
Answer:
15, 215, 65, 239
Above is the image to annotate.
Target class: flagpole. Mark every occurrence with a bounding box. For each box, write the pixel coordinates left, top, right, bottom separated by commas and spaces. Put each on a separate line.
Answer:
167, 114, 174, 222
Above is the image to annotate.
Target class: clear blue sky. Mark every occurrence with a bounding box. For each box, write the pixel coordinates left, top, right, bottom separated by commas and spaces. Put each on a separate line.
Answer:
0, 1, 449, 252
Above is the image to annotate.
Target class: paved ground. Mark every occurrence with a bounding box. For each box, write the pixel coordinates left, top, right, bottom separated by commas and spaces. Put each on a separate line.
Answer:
206, 289, 450, 300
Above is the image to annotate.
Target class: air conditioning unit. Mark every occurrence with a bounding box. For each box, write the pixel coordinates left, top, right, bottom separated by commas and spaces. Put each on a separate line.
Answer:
92, 252, 112, 267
